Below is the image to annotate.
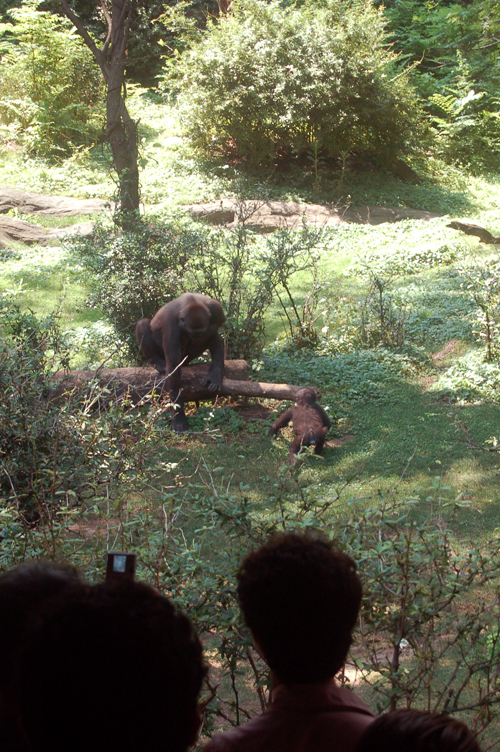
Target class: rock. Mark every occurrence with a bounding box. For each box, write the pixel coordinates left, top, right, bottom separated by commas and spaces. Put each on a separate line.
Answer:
0, 185, 112, 216
183, 199, 441, 232
0, 216, 51, 246
0, 216, 94, 247
50, 221, 95, 239
0, 184, 443, 248
186, 202, 235, 224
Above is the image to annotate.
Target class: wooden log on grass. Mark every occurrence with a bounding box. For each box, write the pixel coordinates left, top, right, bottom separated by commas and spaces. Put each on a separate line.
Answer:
51, 360, 301, 404
447, 221, 500, 244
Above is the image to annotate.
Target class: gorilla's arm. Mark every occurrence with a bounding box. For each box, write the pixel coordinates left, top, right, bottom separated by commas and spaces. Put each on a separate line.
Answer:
204, 331, 225, 391
315, 404, 332, 430
269, 408, 294, 436
201, 299, 226, 392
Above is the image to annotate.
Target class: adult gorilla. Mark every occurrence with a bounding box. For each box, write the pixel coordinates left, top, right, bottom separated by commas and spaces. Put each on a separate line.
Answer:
136, 293, 226, 432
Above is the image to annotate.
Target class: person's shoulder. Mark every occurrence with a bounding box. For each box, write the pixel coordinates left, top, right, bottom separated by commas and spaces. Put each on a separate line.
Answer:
202, 712, 274, 752
326, 683, 375, 716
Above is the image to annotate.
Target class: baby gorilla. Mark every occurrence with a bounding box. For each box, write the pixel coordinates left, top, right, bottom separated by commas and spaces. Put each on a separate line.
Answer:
269, 387, 331, 464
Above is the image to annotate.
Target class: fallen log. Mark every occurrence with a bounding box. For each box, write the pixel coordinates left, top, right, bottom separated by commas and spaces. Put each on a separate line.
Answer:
50, 360, 301, 404
447, 221, 500, 244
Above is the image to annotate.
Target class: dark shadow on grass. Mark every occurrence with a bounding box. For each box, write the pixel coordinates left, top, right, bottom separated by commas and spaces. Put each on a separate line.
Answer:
180, 150, 476, 215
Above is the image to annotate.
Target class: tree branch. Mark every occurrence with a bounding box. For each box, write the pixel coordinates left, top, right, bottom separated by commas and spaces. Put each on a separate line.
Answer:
61, 0, 107, 76
101, 0, 113, 57
123, 0, 137, 50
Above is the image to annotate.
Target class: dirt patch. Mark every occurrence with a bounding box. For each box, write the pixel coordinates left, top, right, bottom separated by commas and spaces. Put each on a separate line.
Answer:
326, 433, 355, 448
432, 339, 460, 364
235, 404, 272, 421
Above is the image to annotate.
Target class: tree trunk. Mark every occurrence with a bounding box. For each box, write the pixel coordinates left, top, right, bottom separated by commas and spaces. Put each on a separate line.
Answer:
61, 0, 140, 222
50, 361, 303, 405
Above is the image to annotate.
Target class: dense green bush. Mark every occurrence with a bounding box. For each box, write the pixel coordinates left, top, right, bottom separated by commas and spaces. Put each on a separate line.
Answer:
0, 298, 82, 521
0, 2, 104, 157
70, 213, 324, 361
170, 0, 423, 165
384, 0, 500, 172
68, 214, 211, 355
0, 295, 165, 527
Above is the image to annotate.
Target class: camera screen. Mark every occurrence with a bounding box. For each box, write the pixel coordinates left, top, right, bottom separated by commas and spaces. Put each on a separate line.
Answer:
112, 555, 127, 573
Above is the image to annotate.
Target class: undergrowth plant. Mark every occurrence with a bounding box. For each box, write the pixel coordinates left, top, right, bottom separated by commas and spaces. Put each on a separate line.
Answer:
0, 1, 104, 157
460, 258, 500, 361
0, 295, 165, 534
69, 211, 326, 361
53, 460, 499, 746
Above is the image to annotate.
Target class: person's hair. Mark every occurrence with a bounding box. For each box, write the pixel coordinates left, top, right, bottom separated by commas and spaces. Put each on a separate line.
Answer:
0, 560, 82, 696
236, 531, 362, 684
18, 580, 207, 752
355, 709, 482, 752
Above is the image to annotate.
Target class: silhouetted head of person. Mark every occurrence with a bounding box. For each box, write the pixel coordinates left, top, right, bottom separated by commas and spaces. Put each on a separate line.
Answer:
355, 709, 482, 752
0, 559, 82, 710
18, 580, 207, 752
236, 531, 362, 684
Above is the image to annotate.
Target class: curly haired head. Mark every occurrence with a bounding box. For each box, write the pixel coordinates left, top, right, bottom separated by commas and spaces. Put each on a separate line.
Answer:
18, 580, 207, 752
0, 560, 82, 697
355, 710, 482, 752
237, 531, 362, 684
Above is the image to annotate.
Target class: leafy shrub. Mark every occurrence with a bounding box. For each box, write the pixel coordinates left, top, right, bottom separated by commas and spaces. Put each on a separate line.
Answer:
0, 295, 165, 526
190, 219, 324, 357
68, 214, 211, 356
70, 212, 324, 361
0, 2, 104, 157
170, 0, 423, 165
384, 0, 500, 172
338, 495, 500, 723
460, 258, 500, 361
145, 467, 500, 742
433, 349, 500, 402
430, 86, 500, 173
0, 298, 82, 521
62, 322, 130, 370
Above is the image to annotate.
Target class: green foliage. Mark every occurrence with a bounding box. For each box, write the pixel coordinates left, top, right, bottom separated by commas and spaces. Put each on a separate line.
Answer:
68, 214, 210, 355
433, 348, 500, 401
430, 84, 500, 173
190, 217, 324, 357
385, 0, 500, 97
0, 1, 104, 157
70, 211, 325, 361
460, 258, 500, 361
384, 0, 500, 171
62, 322, 130, 370
0, 298, 85, 520
338, 495, 500, 719
170, 0, 423, 165
187, 405, 246, 433
0, 294, 167, 531
261, 346, 420, 407
141, 467, 500, 740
